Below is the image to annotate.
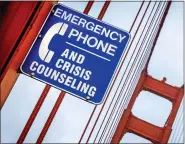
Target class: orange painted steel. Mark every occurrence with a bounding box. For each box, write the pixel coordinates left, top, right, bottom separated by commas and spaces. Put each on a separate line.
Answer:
83, 1, 94, 14
143, 74, 179, 102
0, 2, 53, 109
97, 1, 110, 20
111, 71, 184, 143
17, 85, 51, 143
0, 2, 39, 76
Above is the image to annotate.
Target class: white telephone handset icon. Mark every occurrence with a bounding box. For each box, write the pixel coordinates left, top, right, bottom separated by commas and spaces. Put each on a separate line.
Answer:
39, 22, 68, 63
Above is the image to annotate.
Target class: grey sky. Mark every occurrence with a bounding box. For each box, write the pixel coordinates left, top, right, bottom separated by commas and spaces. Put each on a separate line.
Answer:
1, 1, 183, 143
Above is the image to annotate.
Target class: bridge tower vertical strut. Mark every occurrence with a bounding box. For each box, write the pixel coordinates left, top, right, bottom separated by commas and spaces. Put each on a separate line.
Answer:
111, 71, 184, 143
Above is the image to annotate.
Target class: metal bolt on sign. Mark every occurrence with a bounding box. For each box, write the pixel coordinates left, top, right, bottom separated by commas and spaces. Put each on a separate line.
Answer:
38, 35, 42, 38
51, 9, 55, 13
86, 96, 91, 101
30, 72, 35, 77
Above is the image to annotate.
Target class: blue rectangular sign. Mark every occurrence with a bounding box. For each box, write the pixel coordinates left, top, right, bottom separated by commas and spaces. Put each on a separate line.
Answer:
21, 4, 130, 104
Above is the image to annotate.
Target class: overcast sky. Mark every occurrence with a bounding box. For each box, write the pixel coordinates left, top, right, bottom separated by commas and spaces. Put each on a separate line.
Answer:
1, 1, 184, 143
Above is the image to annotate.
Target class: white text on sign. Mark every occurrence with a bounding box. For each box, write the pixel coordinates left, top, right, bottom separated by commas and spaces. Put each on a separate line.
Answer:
54, 8, 127, 57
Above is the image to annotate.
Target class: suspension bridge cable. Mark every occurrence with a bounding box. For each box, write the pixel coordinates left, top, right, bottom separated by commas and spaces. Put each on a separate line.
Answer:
123, 2, 171, 117
104, 2, 167, 142
76, 1, 109, 143
107, 24, 159, 143
144, 1, 172, 72
170, 104, 183, 142
169, 103, 183, 141
78, 1, 144, 143
123, 1, 166, 110
104, 2, 164, 142
106, 3, 168, 142
85, 2, 150, 143
175, 120, 184, 143
172, 112, 183, 143
96, 2, 158, 143
107, 2, 169, 142
77, 1, 111, 143
122, 1, 169, 119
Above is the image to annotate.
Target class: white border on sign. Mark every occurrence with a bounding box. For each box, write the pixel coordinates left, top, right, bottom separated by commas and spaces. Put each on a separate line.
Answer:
20, 3, 131, 105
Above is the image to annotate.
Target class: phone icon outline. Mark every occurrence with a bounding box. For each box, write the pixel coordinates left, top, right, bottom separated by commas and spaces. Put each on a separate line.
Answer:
38, 22, 68, 63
